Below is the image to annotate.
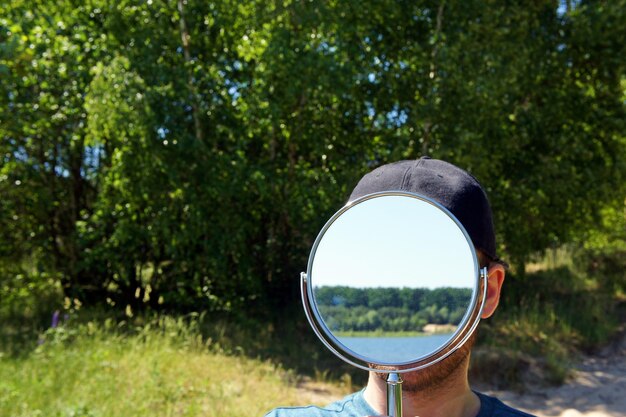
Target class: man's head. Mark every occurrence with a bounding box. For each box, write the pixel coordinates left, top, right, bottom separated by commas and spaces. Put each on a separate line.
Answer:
349, 157, 500, 265
350, 157, 507, 391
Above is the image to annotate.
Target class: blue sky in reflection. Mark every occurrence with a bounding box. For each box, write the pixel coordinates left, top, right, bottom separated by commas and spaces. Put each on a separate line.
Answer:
311, 195, 476, 290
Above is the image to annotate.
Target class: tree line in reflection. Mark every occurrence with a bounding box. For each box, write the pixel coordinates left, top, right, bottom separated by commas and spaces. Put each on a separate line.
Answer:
314, 286, 472, 333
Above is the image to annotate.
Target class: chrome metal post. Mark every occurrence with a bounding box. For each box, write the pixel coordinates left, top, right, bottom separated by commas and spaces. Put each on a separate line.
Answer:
386, 372, 403, 417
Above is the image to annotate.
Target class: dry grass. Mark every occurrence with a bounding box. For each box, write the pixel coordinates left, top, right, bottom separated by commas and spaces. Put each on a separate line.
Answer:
0, 317, 348, 417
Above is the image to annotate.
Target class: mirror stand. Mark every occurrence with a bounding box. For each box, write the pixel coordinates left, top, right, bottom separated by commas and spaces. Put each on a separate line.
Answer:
301, 192, 490, 417
386, 372, 402, 417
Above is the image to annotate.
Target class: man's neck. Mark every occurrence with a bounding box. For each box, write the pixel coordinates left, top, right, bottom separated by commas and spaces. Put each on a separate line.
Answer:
362, 362, 480, 417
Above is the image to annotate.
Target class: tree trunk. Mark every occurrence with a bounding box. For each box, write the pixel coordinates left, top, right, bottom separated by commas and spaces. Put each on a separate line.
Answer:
177, 0, 205, 145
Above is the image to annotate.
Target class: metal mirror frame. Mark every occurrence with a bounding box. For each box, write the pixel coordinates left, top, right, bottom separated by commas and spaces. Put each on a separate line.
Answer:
301, 191, 488, 374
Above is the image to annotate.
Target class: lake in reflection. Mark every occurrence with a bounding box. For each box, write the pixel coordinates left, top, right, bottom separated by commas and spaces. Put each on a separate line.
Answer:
337, 334, 453, 363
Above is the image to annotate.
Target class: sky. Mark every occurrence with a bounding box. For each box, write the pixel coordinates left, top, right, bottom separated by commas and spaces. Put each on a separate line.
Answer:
309, 194, 478, 291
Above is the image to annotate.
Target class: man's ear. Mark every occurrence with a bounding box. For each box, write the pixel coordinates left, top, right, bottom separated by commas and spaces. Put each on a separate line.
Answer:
480, 263, 506, 319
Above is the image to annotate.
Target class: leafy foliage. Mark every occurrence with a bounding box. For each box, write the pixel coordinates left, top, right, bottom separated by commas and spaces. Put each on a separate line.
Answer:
315, 286, 472, 332
1, 0, 624, 319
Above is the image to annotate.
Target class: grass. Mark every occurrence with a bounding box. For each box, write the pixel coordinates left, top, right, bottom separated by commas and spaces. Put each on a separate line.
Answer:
0, 316, 350, 417
471, 255, 624, 389
1, 246, 623, 413
0, 284, 622, 416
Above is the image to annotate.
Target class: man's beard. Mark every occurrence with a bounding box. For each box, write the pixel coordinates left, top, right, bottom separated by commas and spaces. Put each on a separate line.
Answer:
373, 331, 477, 393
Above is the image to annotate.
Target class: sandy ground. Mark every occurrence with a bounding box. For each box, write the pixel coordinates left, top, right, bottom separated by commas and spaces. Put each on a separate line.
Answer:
482, 331, 626, 417
297, 330, 626, 417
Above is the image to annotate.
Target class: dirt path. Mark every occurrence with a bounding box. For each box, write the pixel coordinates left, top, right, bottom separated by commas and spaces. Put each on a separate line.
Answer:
482, 331, 626, 417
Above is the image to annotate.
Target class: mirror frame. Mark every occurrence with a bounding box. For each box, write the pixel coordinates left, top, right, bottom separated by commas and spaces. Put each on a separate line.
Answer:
301, 191, 488, 373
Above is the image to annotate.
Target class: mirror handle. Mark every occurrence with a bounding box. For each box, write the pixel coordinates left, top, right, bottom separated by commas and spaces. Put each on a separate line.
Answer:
386, 372, 403, 417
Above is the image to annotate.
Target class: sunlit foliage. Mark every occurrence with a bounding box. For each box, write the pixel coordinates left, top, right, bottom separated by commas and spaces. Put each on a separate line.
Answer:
1, 0, 624, 317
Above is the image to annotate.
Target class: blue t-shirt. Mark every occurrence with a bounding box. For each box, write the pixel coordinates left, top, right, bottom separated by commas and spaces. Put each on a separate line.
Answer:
265, 390, 536, 417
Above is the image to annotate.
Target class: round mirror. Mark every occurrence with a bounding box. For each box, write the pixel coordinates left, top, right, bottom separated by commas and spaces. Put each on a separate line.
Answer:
302, 192, 486, 373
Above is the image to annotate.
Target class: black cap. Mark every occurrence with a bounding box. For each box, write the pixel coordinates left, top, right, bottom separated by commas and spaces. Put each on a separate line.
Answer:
349, 157, 499, 262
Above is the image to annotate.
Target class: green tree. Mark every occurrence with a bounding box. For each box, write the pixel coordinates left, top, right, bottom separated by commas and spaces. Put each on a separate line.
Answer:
1, 0, 624, 319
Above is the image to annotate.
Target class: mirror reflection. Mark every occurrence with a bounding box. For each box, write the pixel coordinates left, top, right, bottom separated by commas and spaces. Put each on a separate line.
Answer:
309, 194, 477, 364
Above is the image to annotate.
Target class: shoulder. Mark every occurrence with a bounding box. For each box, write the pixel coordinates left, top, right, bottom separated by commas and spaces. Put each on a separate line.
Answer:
264, 404, 335, 417
476, 392, 537, 417
264, 390, 378, 417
